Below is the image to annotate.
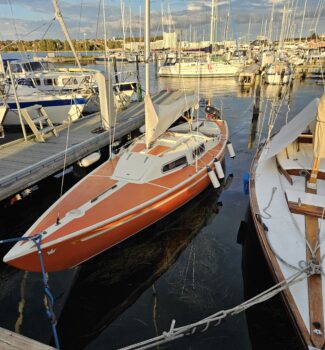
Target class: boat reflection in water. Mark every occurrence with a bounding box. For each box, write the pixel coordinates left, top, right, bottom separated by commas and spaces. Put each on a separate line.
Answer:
158, 77, 239, 98
240, 210, 304, 350
57, 183, 227, 349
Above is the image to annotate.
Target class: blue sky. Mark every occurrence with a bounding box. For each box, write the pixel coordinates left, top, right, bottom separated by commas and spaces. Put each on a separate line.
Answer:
0, 0, 323, 41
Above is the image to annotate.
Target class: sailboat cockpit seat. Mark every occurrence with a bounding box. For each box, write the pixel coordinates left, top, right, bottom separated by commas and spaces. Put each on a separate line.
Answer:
276, 141, 325, 183
297, 132, 313, 145
285, 188, 325, 219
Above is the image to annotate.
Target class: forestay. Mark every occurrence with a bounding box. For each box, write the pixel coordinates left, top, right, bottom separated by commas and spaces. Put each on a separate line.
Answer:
145, 92, 198, 148
259, 98, 319, 162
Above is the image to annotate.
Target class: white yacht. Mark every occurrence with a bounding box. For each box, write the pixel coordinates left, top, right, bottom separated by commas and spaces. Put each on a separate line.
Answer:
0, 84, 88, 126
158, 56, 241, 78
263, 61, 293, 85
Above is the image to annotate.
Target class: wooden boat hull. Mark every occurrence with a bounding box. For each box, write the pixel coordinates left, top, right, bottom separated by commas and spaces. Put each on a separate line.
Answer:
249, 139, 325, 350
249, 146, 312, 349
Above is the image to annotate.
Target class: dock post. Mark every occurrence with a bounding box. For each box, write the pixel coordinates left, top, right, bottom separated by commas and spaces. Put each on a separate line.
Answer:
113, 57, 119, 84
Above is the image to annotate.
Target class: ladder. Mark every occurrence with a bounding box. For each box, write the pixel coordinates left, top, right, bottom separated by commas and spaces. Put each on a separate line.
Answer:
0, 104, 8, 138
20, 105, 59, 142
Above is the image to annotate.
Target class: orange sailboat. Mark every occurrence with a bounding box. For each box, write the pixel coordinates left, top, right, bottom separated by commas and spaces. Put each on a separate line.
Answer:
3, 1, 230, 273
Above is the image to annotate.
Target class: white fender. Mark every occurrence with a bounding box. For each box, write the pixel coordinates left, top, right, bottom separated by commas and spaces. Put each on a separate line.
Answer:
214, 159, 224, 179
78, 152, 101, 167
227, 141, 236, 158
139, 124, 145, 133
207, 167, 220, 188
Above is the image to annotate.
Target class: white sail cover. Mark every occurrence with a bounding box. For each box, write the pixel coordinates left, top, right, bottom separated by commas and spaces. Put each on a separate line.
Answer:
260, 98, 319, 162
95, 71, 116, 130
145, 92, 198, 148
314, 94, 325, 159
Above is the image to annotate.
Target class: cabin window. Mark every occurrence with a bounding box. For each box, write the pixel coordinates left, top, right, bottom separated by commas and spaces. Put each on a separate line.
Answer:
53, 78, 59, 85
63, 78, 72, 85
44, 79, 53, 85
11, 64, 22, 73
34, 78, 41, 86
22, 62, 42, 72
192, 143, 205, 159
162, 156, 187, 173
63, 78, 78, 85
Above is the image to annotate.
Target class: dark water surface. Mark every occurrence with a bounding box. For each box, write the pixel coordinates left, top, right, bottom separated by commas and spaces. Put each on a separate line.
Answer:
0, 60, 324, 349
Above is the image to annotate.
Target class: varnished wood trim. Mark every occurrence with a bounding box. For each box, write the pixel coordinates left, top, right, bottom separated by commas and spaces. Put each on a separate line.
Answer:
305, 215, 325, 349
287, 169, 325, 181
276, 157, 293, 185
288, 201, 325, 219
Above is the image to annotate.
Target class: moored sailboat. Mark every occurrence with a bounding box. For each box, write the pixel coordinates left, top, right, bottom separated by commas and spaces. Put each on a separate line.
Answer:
249, 95, 325, 349
3, 0, 230, 273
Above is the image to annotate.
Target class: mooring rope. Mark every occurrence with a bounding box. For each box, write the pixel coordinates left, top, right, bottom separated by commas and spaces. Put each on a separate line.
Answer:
118, 265, 314, 350
0, 235, 60, 349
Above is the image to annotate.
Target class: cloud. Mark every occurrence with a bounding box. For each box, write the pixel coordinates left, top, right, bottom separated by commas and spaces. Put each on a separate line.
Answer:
0, 0, 323, 41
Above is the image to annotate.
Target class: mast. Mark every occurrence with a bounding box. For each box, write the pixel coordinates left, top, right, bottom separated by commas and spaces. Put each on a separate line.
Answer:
139, 6, 142, 42
279, 5, 286, 48
145, 0, 150, 96
52, 0, 82, 71
268, 1, 275, 43
161, 2, 164, 35
247, 16, 251, 42
102, 0, 109, 72
120, 0, 126, 52
300, 0, 307, 41
210, 0, 216, 44
224, 0, 230, 42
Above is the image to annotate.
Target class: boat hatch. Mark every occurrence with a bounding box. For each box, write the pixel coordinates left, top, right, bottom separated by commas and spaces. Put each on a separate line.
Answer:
113, 153, 154, 181
162, 156, 187, 173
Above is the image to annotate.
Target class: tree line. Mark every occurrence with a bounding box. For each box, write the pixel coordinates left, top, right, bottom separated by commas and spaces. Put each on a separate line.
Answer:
0, 36, 164, 52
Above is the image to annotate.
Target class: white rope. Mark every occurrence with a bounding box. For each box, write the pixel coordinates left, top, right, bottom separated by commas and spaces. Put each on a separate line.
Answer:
118, 266, 313, 350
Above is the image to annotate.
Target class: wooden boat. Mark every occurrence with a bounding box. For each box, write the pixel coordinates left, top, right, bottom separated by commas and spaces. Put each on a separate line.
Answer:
3, 92, 229, 272
249, 96, 325, 349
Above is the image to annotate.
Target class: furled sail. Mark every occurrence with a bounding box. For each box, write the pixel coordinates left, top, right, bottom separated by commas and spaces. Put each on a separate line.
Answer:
145, 92, 198, 148
314, 94, 325, 159
260, 98, 319, 162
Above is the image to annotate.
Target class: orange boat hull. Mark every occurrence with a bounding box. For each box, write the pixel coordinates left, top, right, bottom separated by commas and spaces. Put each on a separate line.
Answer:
7, 171, 213, 272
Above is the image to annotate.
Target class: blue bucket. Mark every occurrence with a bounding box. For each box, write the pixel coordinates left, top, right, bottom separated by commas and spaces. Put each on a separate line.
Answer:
243, 172, 250, 194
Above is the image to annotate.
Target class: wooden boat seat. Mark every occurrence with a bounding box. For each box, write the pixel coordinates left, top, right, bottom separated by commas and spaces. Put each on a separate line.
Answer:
276, 143, 325, 180
297, 133, 313, 144
286, 188, 325, 218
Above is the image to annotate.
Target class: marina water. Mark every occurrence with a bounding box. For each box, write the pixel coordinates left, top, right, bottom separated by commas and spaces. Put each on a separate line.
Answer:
0, 58, 323, 349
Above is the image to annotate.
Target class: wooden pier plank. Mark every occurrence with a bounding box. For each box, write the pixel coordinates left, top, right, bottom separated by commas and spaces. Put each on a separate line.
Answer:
0, 327, 55, 349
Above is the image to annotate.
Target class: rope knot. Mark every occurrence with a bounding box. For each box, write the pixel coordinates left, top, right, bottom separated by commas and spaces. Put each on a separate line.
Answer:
300, 260, 323, 275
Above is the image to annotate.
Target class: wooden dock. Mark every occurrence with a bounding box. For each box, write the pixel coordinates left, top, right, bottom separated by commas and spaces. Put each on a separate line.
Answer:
238, 63, 261, 86
0, 327, 55, 349
294, 63, 325, 79
0, 90, 170, 202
